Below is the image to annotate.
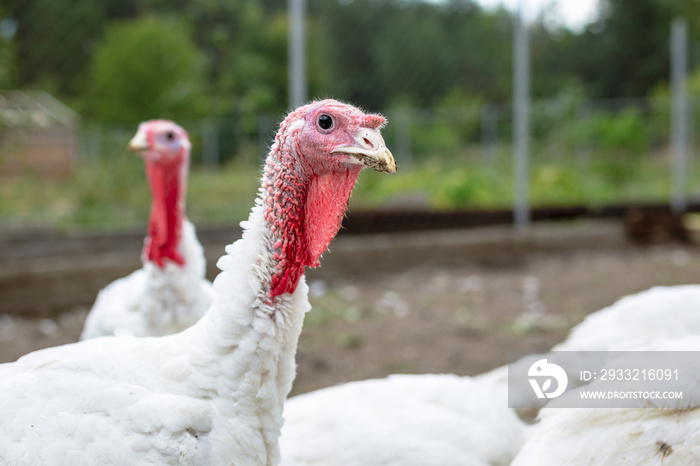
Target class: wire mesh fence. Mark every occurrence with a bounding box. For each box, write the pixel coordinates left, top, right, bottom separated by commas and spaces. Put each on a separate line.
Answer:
1, 0, 699, 230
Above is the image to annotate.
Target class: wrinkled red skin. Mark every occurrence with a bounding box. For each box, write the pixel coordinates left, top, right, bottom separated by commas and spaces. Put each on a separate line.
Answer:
144, 155, 186, 267
262, 100, 385, 298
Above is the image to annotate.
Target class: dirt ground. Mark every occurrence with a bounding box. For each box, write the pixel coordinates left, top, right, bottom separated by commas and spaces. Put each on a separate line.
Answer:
2, 229, 700, 398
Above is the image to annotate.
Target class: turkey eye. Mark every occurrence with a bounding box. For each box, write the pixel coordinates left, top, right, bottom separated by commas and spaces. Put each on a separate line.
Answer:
317, 114, 333, 131
165, 132, 175, 141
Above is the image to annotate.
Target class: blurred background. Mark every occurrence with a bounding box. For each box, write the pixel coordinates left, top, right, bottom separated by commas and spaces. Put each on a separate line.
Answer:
3, 0, 700, 228
4, 0, 700, 393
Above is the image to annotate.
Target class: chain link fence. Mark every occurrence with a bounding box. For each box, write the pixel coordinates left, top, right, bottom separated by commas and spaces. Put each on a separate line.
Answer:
1, 0, 699, 229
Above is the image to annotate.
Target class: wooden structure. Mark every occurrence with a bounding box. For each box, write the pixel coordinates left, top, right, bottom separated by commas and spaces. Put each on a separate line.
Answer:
0, 91, 80, 178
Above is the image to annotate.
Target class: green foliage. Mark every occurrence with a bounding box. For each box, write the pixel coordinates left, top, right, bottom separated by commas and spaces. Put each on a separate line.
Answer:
7, 0, 695, 126
84, 16, 209, 124
530, 85, 585, 140
215, 12, 288, 118
4, 0, 136, 96
566, 108, 652, 184
411, 123, 463, 156
596, 110, 651, 154
3, 0, 698, 232
389, 89, 486, 159
303, 289, 367, 328
0, 137, 690, 230
0, 42, 13, 90
432, 163, 510, 208
186, 157, 261, 223
0, 11, 16, 89
310, 0, 512, 110
350, 154, 514, 210
650, 67, 700, 145
65, 127, 150, 226
556, 0, 674, 99
5, 0, 699, 124
136, 0, 288, 119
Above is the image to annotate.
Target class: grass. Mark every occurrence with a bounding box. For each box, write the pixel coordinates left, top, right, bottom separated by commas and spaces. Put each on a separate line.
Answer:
0, 144, 695, 231
0, 154, 261, 230
352, 146, 688, 210
302, 288, 369, 328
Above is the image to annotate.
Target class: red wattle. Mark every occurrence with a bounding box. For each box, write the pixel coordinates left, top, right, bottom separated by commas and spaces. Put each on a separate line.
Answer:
144, 157, 185, 267
267, 167, 361, 299
304, 170, 359, 265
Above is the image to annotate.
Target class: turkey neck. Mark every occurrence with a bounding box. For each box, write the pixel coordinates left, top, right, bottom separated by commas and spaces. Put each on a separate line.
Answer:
144, 152, 187, 268
262, 119, 362, 299
186, 123, 363, 463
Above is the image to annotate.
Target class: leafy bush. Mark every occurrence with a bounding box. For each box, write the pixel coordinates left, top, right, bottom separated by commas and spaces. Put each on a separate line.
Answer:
530, 85, 585, 141
564, 108, 652, 185
391, 89, 486, 159
0, 17, 15, 89
84, 16, 209, 124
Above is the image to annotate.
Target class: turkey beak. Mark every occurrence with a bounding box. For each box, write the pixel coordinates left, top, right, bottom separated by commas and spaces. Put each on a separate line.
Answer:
333, 129, 397, 174
128, 130, 149, 153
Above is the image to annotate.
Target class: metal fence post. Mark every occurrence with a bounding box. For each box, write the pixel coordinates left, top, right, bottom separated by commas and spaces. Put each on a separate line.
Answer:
481, 103, 498, 159
201, 120, 219, 169
288, 0, 307, 109
513, 6, 530, 227
689, 95, 695, 182
671, 17, 688, 213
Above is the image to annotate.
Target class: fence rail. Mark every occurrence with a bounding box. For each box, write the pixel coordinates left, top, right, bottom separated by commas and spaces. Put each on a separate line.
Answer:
1, 1, 699, 230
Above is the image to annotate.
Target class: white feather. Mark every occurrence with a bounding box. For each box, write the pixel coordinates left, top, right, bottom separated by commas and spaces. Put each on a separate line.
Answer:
280, 374, 526, 466
513, 337, 700, 465
477, 285, 700, 414
81, 220, 214, 339
1, 101, 394, 465
0, 206, 310, 465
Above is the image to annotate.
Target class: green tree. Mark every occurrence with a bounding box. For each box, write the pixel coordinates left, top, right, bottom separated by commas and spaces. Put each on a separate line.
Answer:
5, 0, 135, 96
0, 7, 16, 88
556, 0, 675, 98
84, 16, 209, 124
136, 0, 288, 118
309, 0, 512, 110
214, 10, 288, 118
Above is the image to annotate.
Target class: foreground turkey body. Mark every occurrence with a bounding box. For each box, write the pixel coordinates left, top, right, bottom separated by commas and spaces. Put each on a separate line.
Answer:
0, 100, 395, 466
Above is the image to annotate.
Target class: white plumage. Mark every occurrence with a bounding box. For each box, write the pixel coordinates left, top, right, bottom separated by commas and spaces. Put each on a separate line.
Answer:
81, 219, 214, 339
512, 337, 700, 465
0, 100, 396, 465
280, 374, 526, 466
503, 285, 700, 463
81, 120, 213, 339
477, 284, 700, 414
279, 284, 700, 465
0, 202, 310, 465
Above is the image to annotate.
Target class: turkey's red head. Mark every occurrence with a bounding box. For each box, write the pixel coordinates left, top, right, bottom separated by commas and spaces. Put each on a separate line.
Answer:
289, 99, 396, 176
129, 120, 190, 268
266, 100, 396, 298
129, 120, 191, 165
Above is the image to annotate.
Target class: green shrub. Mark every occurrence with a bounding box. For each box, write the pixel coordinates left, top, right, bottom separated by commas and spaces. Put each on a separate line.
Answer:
84, 16, 209, 124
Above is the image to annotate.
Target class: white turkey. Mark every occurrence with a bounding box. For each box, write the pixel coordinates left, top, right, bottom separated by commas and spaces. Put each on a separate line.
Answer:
477, 284, 700, 414
280, 374, 527, 466
279, 285, 700, 464
81, 120, 214, 339
512, 336, 700, 465
0, 99, 396, 465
